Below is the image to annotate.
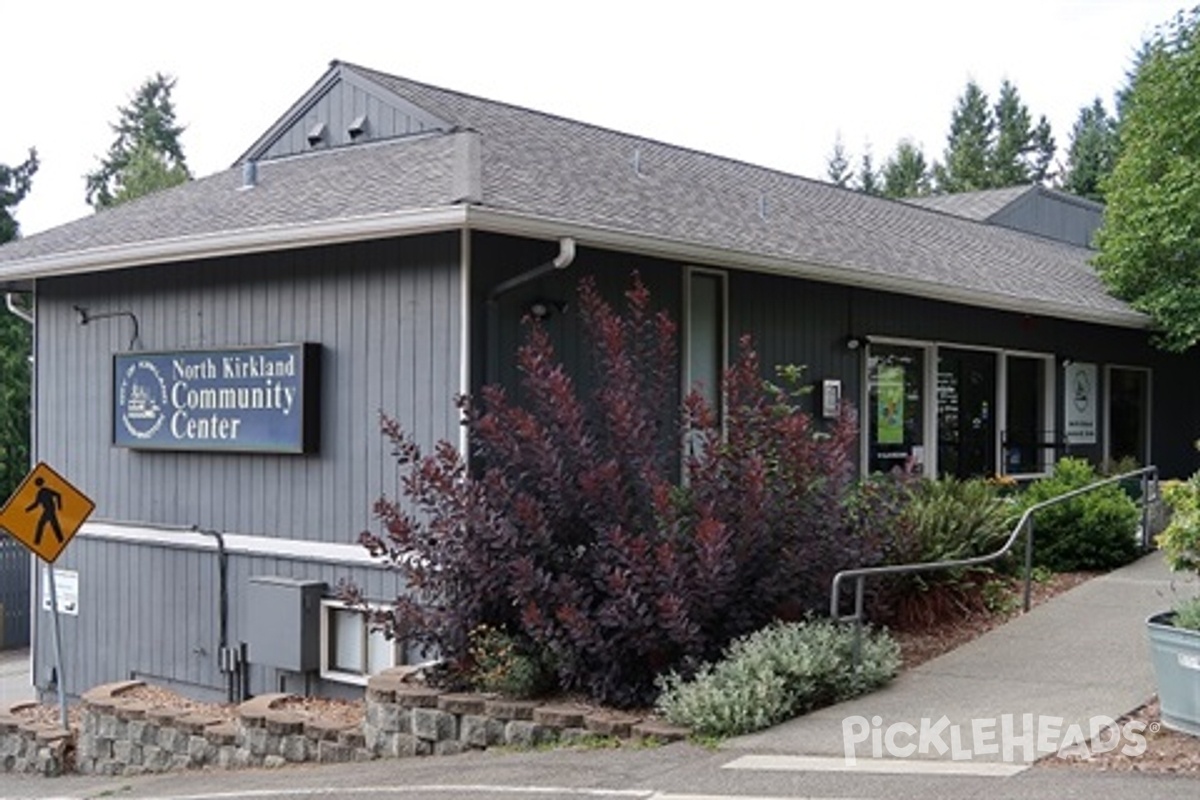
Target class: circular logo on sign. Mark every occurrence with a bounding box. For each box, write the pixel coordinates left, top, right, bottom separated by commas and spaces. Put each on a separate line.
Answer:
1073, 369, 1091, 413
118, 360, 168, 439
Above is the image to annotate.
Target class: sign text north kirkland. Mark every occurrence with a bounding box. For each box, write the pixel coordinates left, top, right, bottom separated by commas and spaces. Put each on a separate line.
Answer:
114, 343, 320, 453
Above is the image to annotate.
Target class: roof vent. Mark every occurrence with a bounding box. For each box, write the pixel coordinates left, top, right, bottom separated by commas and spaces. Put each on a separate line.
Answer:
241, 161, 258, 190
348, 114, 368, 141
307, 122, 327, 147
759, 193, 769, 220
632, 148, 644, 177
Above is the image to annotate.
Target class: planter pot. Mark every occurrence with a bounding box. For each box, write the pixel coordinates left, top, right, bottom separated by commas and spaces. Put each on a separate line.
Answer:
1146, 611, 1200, 736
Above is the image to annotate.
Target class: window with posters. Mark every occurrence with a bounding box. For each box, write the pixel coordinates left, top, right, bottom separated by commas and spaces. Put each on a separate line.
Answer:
867, 344, 925, 473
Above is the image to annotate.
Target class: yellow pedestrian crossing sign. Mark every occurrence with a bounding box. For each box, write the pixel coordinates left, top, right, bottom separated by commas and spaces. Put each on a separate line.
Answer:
0, 462, 95, 563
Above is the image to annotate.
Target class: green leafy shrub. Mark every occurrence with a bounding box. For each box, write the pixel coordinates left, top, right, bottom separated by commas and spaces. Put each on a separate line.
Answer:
877, 477, 1015, 627
466, 624, 555, 698
1017, 457, 1140, 572
1174, 596, 1200, 632
654, 619, 900, 738
1160, 476, 1200, 575
1157, 475, 1200, 630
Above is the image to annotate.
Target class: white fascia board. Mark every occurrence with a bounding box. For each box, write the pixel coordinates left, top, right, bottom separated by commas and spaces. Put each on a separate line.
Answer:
464, 207, 1151, 331
0, 206, 469, 282
1, 202, 1148, 331
79, 520, 385, 568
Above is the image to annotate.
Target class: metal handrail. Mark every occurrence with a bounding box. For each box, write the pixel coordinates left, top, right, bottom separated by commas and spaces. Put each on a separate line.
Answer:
830, 466, 1160, 657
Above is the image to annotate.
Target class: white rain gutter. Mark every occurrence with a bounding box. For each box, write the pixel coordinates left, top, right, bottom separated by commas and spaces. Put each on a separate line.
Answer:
0, 203, 1149, 332
5, 292, 33, 324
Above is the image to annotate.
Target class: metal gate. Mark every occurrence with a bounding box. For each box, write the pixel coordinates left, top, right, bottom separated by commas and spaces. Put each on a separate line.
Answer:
0, 535, 30, 648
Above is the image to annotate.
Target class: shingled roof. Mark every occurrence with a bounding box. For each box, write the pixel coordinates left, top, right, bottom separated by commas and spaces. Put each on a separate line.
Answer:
0, 61, 1145, 328
903, 186, 1033, 220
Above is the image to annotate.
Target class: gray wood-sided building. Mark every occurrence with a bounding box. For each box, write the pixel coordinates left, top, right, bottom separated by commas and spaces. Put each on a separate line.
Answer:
1, 61, 1197, 702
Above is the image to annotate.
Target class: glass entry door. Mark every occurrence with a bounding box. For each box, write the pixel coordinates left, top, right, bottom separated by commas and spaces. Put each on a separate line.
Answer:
1107, 367, 1150, 466
938, 349, 997, 478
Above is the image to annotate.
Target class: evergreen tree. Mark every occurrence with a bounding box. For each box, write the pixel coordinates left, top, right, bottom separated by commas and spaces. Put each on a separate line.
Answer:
0, 149, 38, 243
989, 80, 1056, 185
934, 80, 994, 192
826, 134, 853, 187
1061, 99, 1119, 202
856, 150, 881, 196
882, 140, 931, 198
1028, 116, 1056, 184
990, 80, 1033, 185
85, 73, 191, 209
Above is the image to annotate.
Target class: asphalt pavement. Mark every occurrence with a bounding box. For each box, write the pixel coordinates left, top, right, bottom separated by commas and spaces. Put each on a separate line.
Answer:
0, 646, 33, 707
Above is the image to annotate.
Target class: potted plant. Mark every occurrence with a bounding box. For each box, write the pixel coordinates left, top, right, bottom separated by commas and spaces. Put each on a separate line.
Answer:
1147, 474, 1200, 736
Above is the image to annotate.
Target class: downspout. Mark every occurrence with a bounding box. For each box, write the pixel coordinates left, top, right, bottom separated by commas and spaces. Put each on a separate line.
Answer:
6, 293, 33, 324
484, 237, 576, 386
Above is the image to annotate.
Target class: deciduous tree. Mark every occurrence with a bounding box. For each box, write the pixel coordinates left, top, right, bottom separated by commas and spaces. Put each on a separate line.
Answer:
0, 148, 37, 498
1095, 9, 1200, 351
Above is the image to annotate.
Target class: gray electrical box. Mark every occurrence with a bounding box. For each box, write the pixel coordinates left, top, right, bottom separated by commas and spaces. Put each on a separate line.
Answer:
245, 576, 325, 672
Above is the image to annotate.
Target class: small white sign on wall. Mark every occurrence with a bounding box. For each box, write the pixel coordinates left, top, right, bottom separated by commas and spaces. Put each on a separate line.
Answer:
1064, 362, 1098, 445
40, 567, 79, 616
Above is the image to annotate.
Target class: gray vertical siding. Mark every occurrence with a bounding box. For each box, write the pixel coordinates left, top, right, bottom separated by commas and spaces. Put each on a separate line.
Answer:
0, 537, 29, 648
35, 233, 462, 540
29, 233, 461, 700
259, 78, 447, 161
990, 190, 1104, 249
34, 536, 405, 701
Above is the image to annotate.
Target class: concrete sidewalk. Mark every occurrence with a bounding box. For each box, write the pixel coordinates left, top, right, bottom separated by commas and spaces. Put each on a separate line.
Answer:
724, 553, 1191, 763
0, 647, 33, 706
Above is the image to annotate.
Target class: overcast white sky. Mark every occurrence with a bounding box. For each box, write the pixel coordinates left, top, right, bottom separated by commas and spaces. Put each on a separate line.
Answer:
2, 1, 1187, 236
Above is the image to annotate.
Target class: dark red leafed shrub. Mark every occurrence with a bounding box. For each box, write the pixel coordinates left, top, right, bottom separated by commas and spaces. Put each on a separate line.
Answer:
350, 274, 900, 707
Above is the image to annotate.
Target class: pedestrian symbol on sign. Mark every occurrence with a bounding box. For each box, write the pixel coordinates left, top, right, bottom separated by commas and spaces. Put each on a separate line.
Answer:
26, 477, 65, 546
0, 462, 94, 564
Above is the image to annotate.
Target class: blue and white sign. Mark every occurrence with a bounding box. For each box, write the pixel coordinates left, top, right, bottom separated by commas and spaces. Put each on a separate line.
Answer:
114, 343, 320, 453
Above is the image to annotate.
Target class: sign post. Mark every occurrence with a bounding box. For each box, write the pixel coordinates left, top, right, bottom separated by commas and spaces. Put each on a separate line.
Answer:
0, 462, 95, 729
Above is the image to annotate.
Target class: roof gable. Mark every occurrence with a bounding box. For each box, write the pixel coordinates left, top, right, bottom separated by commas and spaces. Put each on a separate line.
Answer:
236, 61, 450, 164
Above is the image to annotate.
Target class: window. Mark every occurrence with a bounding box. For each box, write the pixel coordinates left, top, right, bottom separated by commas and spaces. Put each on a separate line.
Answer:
685, 269, 726, 413
866, 344, 927, 473
320, 600, 402, 684
1106, 366, 1151, 467
864, 340, 1054, 478
937, 349, 997, 479
1002, 354, 1054, 476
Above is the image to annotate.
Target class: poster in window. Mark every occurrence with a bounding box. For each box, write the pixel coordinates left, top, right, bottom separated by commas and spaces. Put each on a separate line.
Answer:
877, 365, 905, 444
1064, 362, 1097, 444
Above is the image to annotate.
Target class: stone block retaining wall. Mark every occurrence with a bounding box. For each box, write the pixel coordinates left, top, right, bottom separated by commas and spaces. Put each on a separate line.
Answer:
0, 668, 689, 777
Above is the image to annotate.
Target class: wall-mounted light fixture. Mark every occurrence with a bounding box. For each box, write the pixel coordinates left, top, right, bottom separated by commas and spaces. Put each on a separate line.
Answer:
527, 298, 567, 321
846, 335, 869, 351
74, 305, 142, 350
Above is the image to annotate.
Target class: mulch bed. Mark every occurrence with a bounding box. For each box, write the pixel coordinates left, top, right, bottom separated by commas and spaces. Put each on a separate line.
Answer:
892, 571, 1096, 670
